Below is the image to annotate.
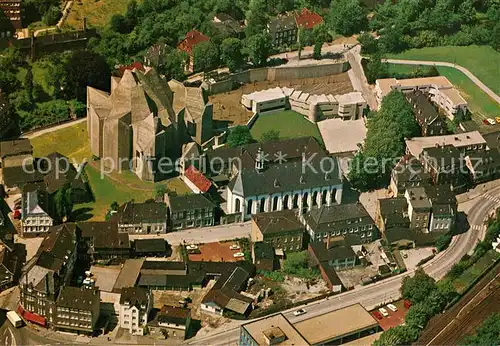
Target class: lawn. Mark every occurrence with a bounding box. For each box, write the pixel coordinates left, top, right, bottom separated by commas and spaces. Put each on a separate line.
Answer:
452, 250, 499, 293
17, 60, 56, 99
65, 0, 143, 29
250, 110, 324, 144
387, 45, 500, 95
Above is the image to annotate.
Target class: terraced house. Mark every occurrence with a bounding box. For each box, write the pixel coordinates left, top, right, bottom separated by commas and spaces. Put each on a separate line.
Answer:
116, 201, 167, 234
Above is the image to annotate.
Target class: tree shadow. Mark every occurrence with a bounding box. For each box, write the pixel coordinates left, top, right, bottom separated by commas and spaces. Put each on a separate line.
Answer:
70, 207, 94, 222
454, 211, 470, 235
341, 178, 361, 203
186, 319, 202, 339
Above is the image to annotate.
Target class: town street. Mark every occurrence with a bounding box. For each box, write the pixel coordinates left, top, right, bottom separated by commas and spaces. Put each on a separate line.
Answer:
129, 221, 251, 245
186, 186, 500, 345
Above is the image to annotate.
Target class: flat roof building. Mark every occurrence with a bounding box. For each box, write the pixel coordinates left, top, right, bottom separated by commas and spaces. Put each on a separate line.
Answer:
240, 314, 308, 346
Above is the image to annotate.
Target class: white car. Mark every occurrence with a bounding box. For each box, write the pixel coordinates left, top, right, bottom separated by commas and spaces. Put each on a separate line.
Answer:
387, 304, 398, 312
233, 252, 245, 258
186, 244, 198, 250
379, 308, 389, 317
229, 244, 240, 250
487, 118, 496, 125
293, 309, 307, 316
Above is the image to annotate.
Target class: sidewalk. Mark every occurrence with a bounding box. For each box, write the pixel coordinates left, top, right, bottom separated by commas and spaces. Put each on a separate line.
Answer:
456, 179, 500, 204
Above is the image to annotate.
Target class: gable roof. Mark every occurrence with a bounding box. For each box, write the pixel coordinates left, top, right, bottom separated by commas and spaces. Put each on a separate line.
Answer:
0, 139, 32, 158
57, 286, 99, 310
177, 30, 209, 55
309, 238, 356, 263
42, 152, 87, 194
252, 210, 303, 235
304, 203, 373, 232
120, 287, 150, 307
295, 8, 323, 29
36, 224, 77, 264
167, 193, 215, 212
134, 239, 166, 253
184, 165, 212, 192
77, 221, 130, 249
117, 201, 167, 225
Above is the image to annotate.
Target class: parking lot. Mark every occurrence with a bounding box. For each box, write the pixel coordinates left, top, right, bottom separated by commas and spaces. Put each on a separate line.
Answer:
187, 241, 244, 262
371, 300, 410, 330
401, 247, 435, 270
89, 265, 121, 292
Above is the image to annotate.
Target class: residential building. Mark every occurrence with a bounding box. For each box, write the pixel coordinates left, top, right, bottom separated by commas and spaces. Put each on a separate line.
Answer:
267, 14, 297, 47
165, 193, 215, 230
119, 287, 153, 335
405, 131, 487, 158
116, 201, 167, 234
208, 137, 343, 220
465, 149, 500, 183
384, 227, 438, 249
293, 304, 381, 345
78, 222, 131, 261
0, 139, 41, 189
212, 13, 244, 38
406, 91, 447, 136
53, 286, 100, 335
177, 30, 210, 72
21, 183, 54, 237
0, 0, 22, 33
405, 187, 431, 230
0, 245, 18, 289
294, 8, 323, 31
309, 236, 357, 271
18, 224, 78, 327
181, 165, 213, 194
133, 239, 167, 257
390, 155, 431, 196
87, 68, 213, 181
251, 210, 304, 252
376, 197, 410, 233
148, 305, 191, 341
302, 203, 377, 244
240, 314, 308, 346
420, 144, 467, 188
251, 242, 275, 271
429, 204, 454, 233
375, 76, 468, 119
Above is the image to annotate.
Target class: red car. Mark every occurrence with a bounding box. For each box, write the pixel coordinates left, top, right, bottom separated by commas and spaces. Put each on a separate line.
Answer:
483, 119, 491, 125
372, 311, 383, 320
404, 300, 412, 309
12, 209, 21, 220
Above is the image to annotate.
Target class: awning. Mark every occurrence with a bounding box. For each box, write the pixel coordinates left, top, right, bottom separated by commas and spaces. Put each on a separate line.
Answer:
23, 311, 46, 326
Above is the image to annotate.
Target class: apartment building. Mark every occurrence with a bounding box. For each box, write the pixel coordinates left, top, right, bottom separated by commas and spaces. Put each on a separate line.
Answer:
53, 286, 100, 335
119, 287, 153, 335
116, 201, 167, 234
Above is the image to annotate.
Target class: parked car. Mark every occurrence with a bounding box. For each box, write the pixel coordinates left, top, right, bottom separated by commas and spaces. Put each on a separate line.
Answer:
293, 309, 307, 316
379, 308, 389, 317
186, 244, 198, 250
387, 304, 398, 312
233, 252, 245, 258
483, 119, 491, 125
372, 311, 383, 320
496, 117, 500, 123
487, 118, 496, 125
12, 209, 21, 220
229, 244, 240, 250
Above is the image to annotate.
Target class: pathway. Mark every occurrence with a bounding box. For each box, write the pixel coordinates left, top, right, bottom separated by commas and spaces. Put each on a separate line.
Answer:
383, 58, 500, 104
33, 0, 74, 37
21, 118, 86, 139
346, 45, 378, 110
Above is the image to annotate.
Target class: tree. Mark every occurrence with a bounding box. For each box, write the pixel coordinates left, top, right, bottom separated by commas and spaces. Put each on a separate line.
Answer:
401, 268, 437, 304
59, 51, 111, 103
328, 0, 367, 36
435, 233, 452, 252
55, 183, 73, 222
192, 41, 220, 72
220, 38, 244, 72
357, 32, 378, 55
155, 185, 167, 198
24, 66, 34, 104
245, 0, 268, 37
226, 126, 254, 147
313, 40, 323, 60
405, 302, 432, 329
42, 5, 60, 26
461, 313, 500, 346
260, 130, 280, 142
246, 33, 272, 67
373, 325, 419, 346
365, 52, 388, 84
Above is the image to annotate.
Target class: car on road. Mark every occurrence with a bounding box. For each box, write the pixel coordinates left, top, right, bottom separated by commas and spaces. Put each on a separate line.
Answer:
293, 309, 307, 316
387, 304, 398, 312
487, 118, 496, 125
372, 311, 383, 320
379, 308, 389, 317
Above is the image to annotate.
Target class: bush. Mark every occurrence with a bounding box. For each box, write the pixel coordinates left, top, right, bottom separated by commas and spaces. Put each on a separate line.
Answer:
435, 233, 452, 252
42, 5, 60, 26
258, 270, 285, 282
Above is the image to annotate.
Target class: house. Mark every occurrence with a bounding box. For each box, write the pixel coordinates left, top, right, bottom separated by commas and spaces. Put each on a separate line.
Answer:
87, 68, 213, 182
0, 139, 41, 189
116, 201, 167, 234
18, 224, 78, 327
53, 286, 100, 335
404, 187, 431, 230
0, 92, 17, 140
390, 155, 431, 196
0, 0, 22, 33
251, 209, 304, 252
375, 76, 468, 120
20, 183, 54, 237
78, 222, 131, 262
133, 239, 167, 257
420, 145, 467, 189
294, 8, 323, 30
406, 91, 447, 137
0, 245, 18, 289
211, 137, 343, 220
465, 149, 500, 184
384, 227, 438, 249
309, 236, 357, 271
177, 30, 210, 72
119, 287, 153, 335
148, 305, 191, 341
429, 204, 454, 233
405, 131, 487, 158
181, 165, 213, 194
267, 14, 297, 47
376, 197, 410, 233
251, 242, 275, 271
165, 193, 215, 231
302, 203, 377, 244
212, 13, 244, 38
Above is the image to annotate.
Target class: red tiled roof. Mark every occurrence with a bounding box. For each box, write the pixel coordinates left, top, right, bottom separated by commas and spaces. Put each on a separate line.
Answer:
295, 8, 323, 30
184, 165, 212, 193
18, 306, 46, 326
118, 62, 145, 76
177, 30, 209, 55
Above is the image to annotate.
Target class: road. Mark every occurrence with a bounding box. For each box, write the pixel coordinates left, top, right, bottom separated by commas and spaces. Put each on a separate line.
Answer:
129, 222, 251, 245
185, 186, 500, 345
346, 46, 378, 110
383, 59, 500, 104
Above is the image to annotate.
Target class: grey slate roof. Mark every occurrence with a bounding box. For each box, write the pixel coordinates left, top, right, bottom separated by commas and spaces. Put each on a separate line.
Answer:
134, 239, 166, 253
119, 287, 150, 306
167, 193, 215, 212
57, 286, 99, 310
252, 210, 303, 235
304, 203, 373, 232
309, 237, 357, 262
268, 14, 297, 33
0, 139, 32, 158
117, 201, 167, 224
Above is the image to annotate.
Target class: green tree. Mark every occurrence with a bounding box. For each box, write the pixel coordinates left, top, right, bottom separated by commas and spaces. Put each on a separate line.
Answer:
55, 183, 73, 222
461, 313, 500, 346
373, 325, 419, 346
365, 52, 389, 84
245, 0, 268, 37
313, 40, 323, 60
192, 41, 220, 72
42, 5, 60, 26
226, 126, 255, 147
260, 130, 280, 142
246, 33, 272, 67
405, 302, 432, 329
435, 233, 452, 252
220, 38, 244, 72
357, 32, 378, 55
155, 185, 167, 198
328, 0, 367, 36
24, 66, 34, 104
401, 268, 437, 304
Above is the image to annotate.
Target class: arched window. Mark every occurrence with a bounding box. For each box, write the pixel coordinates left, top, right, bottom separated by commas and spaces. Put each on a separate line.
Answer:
312, 191, 318, 206
321, 190, 327, 205
293, 194, 299, 208
331, 188, 337, 204
302, 193, 309, 208
272, 196, 279, 211
247, 199, 253, 215
259, 197, 266, 213
235, 199, 241, 213
283, 195, 289, 210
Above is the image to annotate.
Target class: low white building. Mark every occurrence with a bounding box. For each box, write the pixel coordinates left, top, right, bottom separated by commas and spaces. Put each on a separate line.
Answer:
119, 287, 153, 336
241, 87, 287, 114
21, 184, 54, 237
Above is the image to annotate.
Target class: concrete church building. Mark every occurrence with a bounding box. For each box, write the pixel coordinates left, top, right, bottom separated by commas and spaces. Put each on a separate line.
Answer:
87, 68, 213, 181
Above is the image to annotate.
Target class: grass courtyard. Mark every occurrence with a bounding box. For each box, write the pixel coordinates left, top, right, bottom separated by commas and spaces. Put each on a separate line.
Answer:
65, 0, 143, 29
250, 110, 324, 144
387, 45, 500, 95
30, 122, 191, 221
451, 250, 499, 294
